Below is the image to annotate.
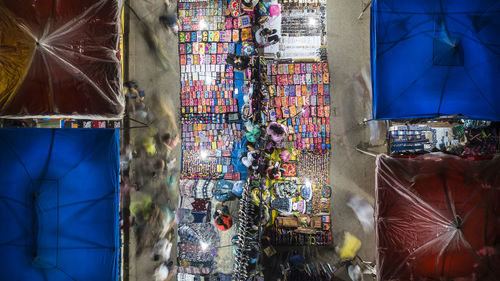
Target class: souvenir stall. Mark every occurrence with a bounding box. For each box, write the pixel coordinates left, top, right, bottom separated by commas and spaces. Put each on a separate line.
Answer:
231, 0, 333, 279
177, 0, 250, 279
176, 0, 333, 280
261, 60, 333, 247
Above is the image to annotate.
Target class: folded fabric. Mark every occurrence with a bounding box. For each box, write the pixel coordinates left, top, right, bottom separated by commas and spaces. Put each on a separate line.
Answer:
180, 179, 196, 197
177, 262, 212, 273
179, 251, 216, 263
180, 198, 210, 211
193, 180, 215, 199
177, 273, 196, 281
178, 223, 218, 245
177, 209, 207, 224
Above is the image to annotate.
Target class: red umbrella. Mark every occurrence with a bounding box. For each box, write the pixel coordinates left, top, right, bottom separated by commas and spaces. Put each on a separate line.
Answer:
376, 153, 500, 280
0, 0, 123, 119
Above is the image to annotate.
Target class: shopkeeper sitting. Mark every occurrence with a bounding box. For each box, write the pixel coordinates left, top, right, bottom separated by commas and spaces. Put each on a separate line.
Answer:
213, 204, 233, 231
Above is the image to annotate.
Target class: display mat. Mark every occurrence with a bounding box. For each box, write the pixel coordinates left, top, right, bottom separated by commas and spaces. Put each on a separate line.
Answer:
376, 153, 500, 280
0, 128, 120, 281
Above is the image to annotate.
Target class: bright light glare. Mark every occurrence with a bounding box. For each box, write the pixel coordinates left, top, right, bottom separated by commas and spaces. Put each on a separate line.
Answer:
200, 241, 209, 251
308, 18, 317, 27
200, 150, 209, 160
304, 178, 312, 187
205, 75, 213, 85
199, 20, 207, 30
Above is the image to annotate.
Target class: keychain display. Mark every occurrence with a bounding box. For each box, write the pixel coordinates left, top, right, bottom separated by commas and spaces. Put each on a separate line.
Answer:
296, 151, 329, 185
276, 0, 327, 60
270, 227, 332, 246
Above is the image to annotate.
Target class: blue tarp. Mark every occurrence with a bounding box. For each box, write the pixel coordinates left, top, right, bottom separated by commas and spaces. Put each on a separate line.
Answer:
371, 0, 500, 120
0, 128, 120, 281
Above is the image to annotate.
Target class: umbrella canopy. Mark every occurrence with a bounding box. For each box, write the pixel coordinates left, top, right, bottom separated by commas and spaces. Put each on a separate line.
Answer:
376, 153, 500, 280
0, 128, 120, 281
0, 0, 124, 119
371, 0, 500, 120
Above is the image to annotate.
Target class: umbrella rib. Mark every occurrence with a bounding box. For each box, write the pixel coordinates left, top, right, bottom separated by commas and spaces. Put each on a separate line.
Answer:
477, 1, 500, 18
44, 0, 107, 42
462, 67, 500, 118
58, 230, 112, 249
0, 136, 32, 179
387, 230, 454, 279
39, 191, 114, 213
379, 29, 435, 44
0, 196, 30, 209
58, 136, 111, 180
378, 168, 451, 224
437, 66, 451, 116
1, 199, 30, 235
55, 266, 77, 281
462, 188, 494, 224
41, 46, 116, 105
0, 233, 28, 247
39, 48, 55, 111
378, 64, 434, 117
445, 28, 500, 57
50, 45, 118, 64
377, 19, 434, 58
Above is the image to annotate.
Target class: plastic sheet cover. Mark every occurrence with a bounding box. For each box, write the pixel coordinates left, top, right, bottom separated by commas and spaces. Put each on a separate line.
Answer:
376, 153, 500, 281
0, 0, 124, 119
371, 0, 500, 120
0, 128, 120, 281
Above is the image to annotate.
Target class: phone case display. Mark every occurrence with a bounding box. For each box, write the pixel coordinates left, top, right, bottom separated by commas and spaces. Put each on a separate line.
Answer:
178, 1, 226, 31
181, 120, 244, 180
177, 0, 247, 277
266, 61, 330, 151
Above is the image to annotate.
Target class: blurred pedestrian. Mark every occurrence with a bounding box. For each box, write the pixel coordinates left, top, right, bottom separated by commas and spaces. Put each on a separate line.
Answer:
159, 13, 179, 35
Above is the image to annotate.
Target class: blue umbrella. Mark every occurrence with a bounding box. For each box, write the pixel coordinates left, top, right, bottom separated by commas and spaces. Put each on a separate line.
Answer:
371, 0, 500, 120
0, 128, 119, 281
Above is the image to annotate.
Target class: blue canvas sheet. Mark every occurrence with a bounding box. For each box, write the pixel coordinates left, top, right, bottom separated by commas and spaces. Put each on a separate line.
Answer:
0, 128, 120, 281
371, 0, 500, 120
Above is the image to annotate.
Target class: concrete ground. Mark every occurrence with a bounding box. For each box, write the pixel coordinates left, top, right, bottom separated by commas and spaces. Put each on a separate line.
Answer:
125, 0, 386, 280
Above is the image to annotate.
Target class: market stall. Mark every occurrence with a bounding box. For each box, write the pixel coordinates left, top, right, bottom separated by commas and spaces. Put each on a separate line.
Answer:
176, 0, 333, 280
